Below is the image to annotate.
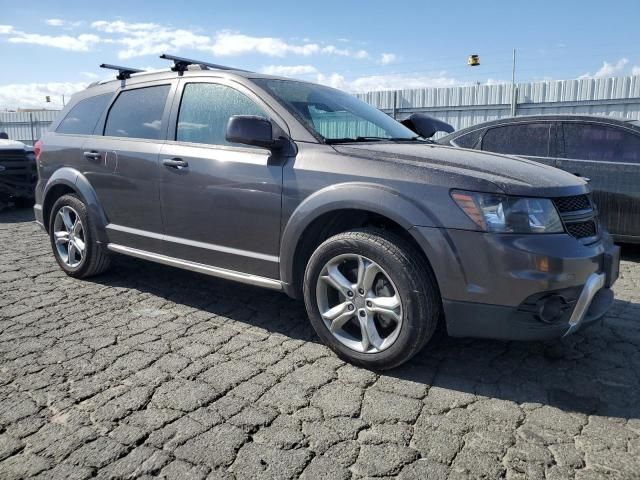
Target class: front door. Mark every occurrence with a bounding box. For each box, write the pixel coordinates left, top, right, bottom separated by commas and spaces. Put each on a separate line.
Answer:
159, 80, 286, 279
556, 121, 640, 239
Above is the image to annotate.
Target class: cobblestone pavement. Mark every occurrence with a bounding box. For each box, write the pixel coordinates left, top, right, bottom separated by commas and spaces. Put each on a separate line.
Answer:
1, 208, 639, 480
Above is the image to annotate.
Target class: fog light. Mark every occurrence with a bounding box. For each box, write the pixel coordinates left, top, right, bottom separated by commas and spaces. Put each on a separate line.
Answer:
536, 295, 568, 324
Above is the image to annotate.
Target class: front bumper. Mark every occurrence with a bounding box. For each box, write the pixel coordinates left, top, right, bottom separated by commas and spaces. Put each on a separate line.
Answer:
411, 226, 619, 341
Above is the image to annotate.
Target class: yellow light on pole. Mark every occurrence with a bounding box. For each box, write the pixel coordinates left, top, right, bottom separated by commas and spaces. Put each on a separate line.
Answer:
468, 55, 480, 66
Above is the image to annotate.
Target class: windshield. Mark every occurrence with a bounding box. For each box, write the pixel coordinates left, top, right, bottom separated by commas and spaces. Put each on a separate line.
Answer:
253, 78, 417, 142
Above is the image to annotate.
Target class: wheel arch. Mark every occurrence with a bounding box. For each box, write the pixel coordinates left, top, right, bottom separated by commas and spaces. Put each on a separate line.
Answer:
279, 182, 440, 298
42, 168, 108, 242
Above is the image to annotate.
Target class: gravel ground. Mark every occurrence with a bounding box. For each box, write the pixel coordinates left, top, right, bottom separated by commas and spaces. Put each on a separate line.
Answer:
1, 207, 639, 480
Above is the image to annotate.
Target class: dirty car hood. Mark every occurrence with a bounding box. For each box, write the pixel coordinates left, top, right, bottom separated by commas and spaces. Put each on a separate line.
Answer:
333, 142, 589, 197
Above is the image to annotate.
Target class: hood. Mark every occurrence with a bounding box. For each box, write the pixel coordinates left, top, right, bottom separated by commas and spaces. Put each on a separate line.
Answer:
0, 139, 29, 151
332, 142, 588, 197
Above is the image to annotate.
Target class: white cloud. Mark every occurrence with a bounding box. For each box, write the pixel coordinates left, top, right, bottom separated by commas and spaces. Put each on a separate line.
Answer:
45, 18, 84, 29
633, 66, 640, 76
316, 72, 459, 93
0, 25, 14, 34
91, 20, 158, 34
45, 19, 65, 26
580, 58, 629, 79
261, 65, 318, 76
0, 82, 87, 110
4, 26, 100, 51
379, 53, 397, 65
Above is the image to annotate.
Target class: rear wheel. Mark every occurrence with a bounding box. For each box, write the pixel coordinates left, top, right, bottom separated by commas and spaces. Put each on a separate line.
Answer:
49, 194, 111, 278
303, 228, 441, 370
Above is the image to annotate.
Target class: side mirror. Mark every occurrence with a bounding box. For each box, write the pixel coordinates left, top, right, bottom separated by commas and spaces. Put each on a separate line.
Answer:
226, 115, 282, 150
400, 113, 454, 138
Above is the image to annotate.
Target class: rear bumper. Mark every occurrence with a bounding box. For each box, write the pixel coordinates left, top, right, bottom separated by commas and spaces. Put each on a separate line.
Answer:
411, 226, 619, 341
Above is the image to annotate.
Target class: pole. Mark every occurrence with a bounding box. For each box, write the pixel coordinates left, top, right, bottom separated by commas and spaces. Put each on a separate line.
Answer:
511, 49, 517, 116
30, 113, 35, 145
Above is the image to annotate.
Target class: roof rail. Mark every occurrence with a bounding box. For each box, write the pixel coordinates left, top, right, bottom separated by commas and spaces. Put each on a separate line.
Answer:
100, 63, 145, 80
159, 54, 249, 73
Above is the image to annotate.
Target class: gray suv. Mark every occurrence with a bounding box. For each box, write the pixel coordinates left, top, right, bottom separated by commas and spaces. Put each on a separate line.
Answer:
34, 56, 620, 369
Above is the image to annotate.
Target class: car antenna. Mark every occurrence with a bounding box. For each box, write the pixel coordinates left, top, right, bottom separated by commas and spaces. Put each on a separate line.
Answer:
159, 53, 249, 74
99, 64, 145, 80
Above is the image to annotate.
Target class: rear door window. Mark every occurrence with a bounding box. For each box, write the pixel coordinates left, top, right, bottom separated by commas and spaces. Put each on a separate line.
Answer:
104, 85, 170, 140
56, 93, 112, 135
482, 123, 551, 157
562, 123, 640, 163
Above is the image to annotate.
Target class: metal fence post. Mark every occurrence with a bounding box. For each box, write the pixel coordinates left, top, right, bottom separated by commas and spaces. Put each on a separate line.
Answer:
29, 113, 35, 145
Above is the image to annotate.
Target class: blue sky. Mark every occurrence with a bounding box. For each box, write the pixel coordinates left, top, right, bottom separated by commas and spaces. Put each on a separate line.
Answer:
1, 0, 639, 109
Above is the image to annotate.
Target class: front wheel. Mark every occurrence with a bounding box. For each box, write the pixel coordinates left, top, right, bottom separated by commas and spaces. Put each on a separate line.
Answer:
303, 228, 441, 370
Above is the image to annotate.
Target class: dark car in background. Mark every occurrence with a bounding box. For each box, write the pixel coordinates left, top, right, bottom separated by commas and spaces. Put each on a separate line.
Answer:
439, 115, 640, 243
0, 137, 37, 208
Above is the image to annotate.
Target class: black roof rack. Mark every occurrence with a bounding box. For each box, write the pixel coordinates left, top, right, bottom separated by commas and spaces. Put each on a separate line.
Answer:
159, 54, 249, 73
100, 63, 145, 80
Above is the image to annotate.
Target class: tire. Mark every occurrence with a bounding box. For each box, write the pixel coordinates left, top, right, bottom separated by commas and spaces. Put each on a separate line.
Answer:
303, 228, 441, 370
13, 196, 35, 208
48, 194, 111, 278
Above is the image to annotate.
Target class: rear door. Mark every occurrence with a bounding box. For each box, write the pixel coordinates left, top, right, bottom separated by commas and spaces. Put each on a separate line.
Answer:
480, 121, 558, 168
83, 81, 176, 252
158, 78, 286, 279
556, 121, 640, 239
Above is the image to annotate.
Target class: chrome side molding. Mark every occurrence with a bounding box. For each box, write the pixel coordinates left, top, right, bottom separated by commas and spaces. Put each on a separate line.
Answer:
107, 243, 283, 291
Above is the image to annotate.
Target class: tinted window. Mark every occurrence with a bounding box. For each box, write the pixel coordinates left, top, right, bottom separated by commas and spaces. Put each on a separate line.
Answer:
482, 123, 550, 157
176, 83, 266, 146
56, 94, 112, 135
563, 123, 640, 163
104, 85, 170, 140
452, 129, 483, 148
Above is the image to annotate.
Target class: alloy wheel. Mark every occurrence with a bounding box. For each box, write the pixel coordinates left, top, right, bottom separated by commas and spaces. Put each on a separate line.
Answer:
315, 253, 403, 353
53, 205, 86, 268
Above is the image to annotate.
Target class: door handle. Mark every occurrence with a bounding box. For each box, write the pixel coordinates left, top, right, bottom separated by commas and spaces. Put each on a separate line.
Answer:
83, 151, 102, 161
162, 158, 189, 169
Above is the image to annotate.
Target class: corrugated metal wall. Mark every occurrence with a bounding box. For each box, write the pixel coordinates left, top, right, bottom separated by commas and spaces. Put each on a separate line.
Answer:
357, 75, 640, 132
0, 110, 59, 145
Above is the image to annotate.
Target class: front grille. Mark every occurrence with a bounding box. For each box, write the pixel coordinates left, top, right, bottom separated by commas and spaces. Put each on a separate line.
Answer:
552, 194, 591, 213
566, 220, 597, 239
552, 195, 598, 241
0, 150, 37, 190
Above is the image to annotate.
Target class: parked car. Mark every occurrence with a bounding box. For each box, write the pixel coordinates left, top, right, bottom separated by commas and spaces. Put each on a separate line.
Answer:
0, 136, 37, 208
439, 115, 640, 243
34, 57, 619, 369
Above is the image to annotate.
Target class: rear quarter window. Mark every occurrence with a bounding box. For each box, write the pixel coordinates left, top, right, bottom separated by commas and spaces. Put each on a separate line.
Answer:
451, 129, 483, 148
56, 93, 112, 135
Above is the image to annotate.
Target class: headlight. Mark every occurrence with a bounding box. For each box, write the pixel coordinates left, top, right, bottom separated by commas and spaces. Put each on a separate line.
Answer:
451, 190, 564, 234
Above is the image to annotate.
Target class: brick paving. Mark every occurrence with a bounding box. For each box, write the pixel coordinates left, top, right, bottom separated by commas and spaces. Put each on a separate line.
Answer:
1, 207, 639, 479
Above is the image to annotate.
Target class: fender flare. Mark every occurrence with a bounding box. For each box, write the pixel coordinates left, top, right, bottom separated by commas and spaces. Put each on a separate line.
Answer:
42, 167, 109, 242
279, 182, 438, 289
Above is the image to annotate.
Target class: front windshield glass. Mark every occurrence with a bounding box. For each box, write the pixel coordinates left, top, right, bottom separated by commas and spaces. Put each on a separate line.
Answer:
253, 78, 417, 142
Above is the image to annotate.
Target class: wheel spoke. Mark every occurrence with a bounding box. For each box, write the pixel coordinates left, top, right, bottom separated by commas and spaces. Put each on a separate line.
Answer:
368, 295, 402, 321
67, 241, 76, 263
73, 237, 85, 254
361, 261, 382, 291
60, 207, 74, 231
321, 302, 355, 332
54, 231, 69, 244
72, 220, 82, 237
359, 313, 384, 351
322, 263, 354, 297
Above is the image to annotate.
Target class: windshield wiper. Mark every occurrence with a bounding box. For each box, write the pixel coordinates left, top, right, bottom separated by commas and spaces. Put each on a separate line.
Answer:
325, 136, 421, 144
